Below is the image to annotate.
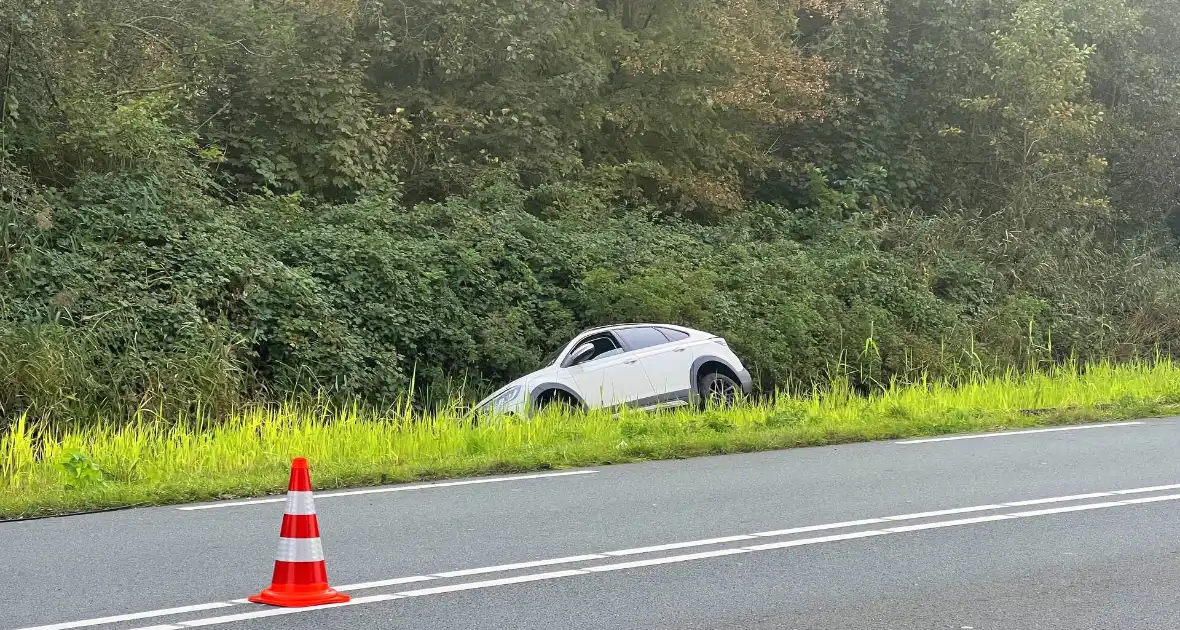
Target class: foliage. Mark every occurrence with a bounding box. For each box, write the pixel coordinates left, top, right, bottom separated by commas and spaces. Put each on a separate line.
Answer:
1, 0, 1180, 426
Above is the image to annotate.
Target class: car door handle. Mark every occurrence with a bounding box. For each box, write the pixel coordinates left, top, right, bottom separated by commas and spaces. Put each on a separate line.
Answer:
624, 359, 638, 364
673, 347, 687, 352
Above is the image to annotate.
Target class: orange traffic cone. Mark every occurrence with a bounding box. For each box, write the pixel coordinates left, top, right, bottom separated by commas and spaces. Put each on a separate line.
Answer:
249, 457, 351, 607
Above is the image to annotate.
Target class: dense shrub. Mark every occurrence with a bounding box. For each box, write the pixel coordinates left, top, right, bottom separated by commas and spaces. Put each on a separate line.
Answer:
2, 0, 1180, 426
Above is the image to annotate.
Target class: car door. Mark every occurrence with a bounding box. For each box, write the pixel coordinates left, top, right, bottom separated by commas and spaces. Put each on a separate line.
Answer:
613, 326, 693, 406
565, 332, 654, 409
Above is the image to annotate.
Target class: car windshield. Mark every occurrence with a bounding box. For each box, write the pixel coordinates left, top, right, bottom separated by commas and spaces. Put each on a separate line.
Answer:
539, 345, 566, 368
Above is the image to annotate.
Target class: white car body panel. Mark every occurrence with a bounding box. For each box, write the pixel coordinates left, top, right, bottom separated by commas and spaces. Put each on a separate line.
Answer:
569, 350, 652, 408
473, 324, 751, 416
633, 331, 713, 406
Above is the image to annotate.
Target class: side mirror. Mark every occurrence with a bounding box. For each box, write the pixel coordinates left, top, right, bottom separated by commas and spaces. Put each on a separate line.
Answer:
567, 342, 596, 366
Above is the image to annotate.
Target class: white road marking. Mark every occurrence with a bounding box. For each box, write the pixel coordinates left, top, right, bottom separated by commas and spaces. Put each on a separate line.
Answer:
882, 505, 1006, 520
433, 555, 607, 578
883, 514, 1014, 533
583, 548, 751, 572
177, 470, 599, 511
15, 604, 237, 630
1008, 501, 1127, 518
1120, 492, 1180, 505
895, 421, 1144, 444
1002, 492, 1113, 506
744, 530, 889, 551
1111, 483, 1180, 494
143, 489, 1180, 628
333, 575, 436, 591
751, 518, 886, 537
397, 570, 587, 597
602, 535, 757, 556
24, 480, 1180, 630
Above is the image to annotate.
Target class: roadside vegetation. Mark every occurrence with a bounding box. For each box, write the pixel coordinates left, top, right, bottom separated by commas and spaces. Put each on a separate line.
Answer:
3, 359, 1177, 519
4, 0, 1180, 428
2, 0, 1180, 516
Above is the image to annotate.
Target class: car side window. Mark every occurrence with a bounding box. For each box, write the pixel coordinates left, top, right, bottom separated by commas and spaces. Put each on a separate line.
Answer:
657, 327, 690, 342
616, 327, 672, 351
567, 334, 623, 367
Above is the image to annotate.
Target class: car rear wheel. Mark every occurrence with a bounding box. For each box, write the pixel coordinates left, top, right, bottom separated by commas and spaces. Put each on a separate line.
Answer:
698, 372, 741, 409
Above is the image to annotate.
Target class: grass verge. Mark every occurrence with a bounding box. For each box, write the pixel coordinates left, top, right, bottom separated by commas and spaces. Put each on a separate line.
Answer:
3, 359, 1180, 520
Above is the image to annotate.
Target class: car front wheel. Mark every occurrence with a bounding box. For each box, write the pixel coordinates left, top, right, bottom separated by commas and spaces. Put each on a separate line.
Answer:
698, 372, 741, 409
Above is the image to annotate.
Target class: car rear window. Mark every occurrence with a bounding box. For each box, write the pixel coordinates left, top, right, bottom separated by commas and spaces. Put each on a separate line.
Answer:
657, 327, 690, 342
617, 326, 672, 350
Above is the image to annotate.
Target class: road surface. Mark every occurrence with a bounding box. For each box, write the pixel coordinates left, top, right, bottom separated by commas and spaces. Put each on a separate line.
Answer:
3, 417, 1179, 630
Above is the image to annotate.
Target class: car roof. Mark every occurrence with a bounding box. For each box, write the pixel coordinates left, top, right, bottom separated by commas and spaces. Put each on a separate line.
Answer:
580, 323, 702, 336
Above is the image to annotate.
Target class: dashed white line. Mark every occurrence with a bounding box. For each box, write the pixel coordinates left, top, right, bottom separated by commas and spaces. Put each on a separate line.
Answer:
22, 480, 1180, 630
894, 421, 1144, 444
176, 470, 599, 511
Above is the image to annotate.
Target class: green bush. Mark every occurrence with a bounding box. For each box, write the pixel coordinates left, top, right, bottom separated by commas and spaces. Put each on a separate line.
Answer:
3, 0, 1180, 428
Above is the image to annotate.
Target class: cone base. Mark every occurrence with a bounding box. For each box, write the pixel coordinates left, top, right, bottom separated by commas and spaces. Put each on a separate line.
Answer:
248, 586, 351, 608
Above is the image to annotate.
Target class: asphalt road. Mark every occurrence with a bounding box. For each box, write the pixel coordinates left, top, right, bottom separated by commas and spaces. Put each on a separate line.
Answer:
4, 417, 1180, 630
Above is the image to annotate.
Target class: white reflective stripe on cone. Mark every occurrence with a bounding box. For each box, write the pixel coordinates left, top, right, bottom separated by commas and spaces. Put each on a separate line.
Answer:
275, 537, 326, 562
283, 491, 316, 515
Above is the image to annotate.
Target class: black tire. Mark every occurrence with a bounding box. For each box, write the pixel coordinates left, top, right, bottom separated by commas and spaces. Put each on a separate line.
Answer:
535, 392, 581, 416
698, 372, 741, 410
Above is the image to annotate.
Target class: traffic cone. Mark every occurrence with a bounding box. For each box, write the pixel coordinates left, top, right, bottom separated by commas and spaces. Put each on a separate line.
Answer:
248, 457, 351, 607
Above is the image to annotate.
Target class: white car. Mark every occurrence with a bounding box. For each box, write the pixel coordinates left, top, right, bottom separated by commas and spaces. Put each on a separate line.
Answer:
473, 323, 753, 416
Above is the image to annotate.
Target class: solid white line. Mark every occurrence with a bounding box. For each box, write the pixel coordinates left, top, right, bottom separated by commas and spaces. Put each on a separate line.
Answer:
1111, 483, 1180, 495
174, 602, 351, 627
1001, 492, 1113, 506
883, 514, 1014, 533
895, 421, 1144, 444
584, 548, 750, 572
603, 535, 757, 556
744, 530, 889, 551
335, 575, 436, 591
32, 480, 1180, 630
1119, 492, 1180, 505
15, 603, 237, 630
434, 555, 607, 578
397, 571, 588, 597
751, 518, 887, 537
1007, 501, 1127, 518
177, 471, 599, 510
882, 505, 1006, 520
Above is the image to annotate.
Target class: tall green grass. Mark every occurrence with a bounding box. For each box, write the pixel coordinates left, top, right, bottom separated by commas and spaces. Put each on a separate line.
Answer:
2, 359, 1179, 519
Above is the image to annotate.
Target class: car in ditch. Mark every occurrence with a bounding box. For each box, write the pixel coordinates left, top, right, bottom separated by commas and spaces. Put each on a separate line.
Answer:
473, 323, 753, 416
